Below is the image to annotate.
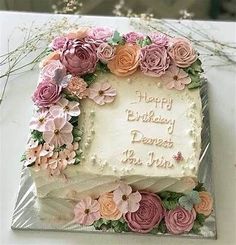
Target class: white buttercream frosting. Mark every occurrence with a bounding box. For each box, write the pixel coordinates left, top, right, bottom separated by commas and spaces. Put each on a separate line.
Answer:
30, 72, 202, 199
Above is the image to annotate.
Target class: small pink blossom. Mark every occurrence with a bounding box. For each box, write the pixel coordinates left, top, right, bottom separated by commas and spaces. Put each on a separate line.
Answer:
57, 98, 80, 117
113, 183, 142, 214
59, 148, 76, 165
161, 65, 191, 90
43, 117, 73, 147
29, 109, 50, 132
74, 196, 101, 225
39, 143, 54, 157
47, 152, 67, 176
88, 82, 117, 105
49, 98, 80, 120
25, 144, 42, 165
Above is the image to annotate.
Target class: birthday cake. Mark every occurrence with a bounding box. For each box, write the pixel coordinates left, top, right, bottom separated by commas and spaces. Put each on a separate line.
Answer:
22, 27, 213, 235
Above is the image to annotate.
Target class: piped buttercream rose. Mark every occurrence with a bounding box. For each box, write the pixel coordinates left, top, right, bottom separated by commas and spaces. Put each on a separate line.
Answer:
107, 44, 140, 76
98, 192, 122, 220
124, 191, 165, 233
41, 60, 66, 85
168, 37, 197, 68
87, 27, 113, 41
124, 31, 144, 44
194, 191, 213, 216
61, 39, 98, 76
140, 44, 170, 77
165, 207, 196, 234
66, 26, 90, 40
97, 43, 116, 63
51, 36, 68, 51
32, 81, 61, 108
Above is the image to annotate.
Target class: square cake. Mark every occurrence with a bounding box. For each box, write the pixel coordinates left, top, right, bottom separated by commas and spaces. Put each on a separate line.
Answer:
22, 26, 214, 235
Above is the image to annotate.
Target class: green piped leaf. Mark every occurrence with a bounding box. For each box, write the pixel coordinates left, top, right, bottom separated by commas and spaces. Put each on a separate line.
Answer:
31, 130, 44, 144
190, 213, 207, 234
194, 182, 206, 192
158, 191, 184, 210
137, 36, 152, 47
20, 154, 26, 162
111, 218, 130, 233
96, 61, 110, 73
82, 73, 97, 86
107, 30, 124, 46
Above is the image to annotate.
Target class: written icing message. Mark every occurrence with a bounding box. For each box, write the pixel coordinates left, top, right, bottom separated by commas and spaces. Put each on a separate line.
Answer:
121, 90, 177, 169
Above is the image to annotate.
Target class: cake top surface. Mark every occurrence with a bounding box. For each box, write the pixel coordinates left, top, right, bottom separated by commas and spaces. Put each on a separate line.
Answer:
78, 72, 202, 178
22, 26, 204, 179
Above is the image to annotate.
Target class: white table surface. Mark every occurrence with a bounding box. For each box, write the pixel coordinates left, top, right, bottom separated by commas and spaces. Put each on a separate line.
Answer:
0, 11, 236, 245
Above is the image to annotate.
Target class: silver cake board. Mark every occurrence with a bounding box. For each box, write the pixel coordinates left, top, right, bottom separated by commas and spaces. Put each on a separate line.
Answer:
11, 81, 217, 239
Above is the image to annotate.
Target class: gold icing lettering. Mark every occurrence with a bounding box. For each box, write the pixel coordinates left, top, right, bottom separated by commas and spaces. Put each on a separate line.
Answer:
125, 109, 175, 135
135, 91, 173, 111
121, 149, 143, 165
147, 152, 174, 168
131, 129, 174, 148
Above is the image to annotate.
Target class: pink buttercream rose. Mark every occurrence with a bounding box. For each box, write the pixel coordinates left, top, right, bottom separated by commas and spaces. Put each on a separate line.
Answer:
165, 207, 196, 234
87, 26, 113, 41
140, 44, 170, 77
124, 191, 165, 233
149, 32, 169, 47
32, 81, 62, 108
124, 31, 144, 44
41, 60, 66, 85
168, 37, 197, 68
97, 43, 116, 63
51, 36, 68, 51
60, 39, 98, 76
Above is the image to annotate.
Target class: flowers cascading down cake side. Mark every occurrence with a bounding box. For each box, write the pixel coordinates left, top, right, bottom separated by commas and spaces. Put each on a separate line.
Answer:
21, 26, 214, 235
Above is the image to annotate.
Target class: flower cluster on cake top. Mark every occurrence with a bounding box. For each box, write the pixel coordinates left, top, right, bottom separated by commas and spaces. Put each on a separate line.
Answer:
21, 26, 203, 178
73, 182, 213, 235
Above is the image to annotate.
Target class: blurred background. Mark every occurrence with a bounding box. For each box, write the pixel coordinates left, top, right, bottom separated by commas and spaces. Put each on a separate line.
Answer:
0, 0, 236, 20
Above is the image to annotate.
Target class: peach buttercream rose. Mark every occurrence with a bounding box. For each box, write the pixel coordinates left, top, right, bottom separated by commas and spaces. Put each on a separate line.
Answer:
40, 51, 61, 68
98, 192, 122, 220
194, 191, 213, 216
107, 44, 140, 76
168, 37, 197, 68
66, 26, 90, 40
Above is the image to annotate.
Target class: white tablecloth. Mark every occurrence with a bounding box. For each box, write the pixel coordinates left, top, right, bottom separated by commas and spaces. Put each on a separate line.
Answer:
0, 11, 235, 245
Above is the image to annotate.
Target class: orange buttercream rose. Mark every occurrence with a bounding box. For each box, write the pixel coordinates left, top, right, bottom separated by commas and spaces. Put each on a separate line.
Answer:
98, 192, 122, 220
66, 26, 90, 40
194, 191, 213, 216
107, 44, 140, 76
40, 51, 60, 68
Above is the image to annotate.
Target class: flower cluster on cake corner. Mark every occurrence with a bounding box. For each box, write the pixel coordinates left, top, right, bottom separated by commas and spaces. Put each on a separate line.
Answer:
20, 26, 213, 235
